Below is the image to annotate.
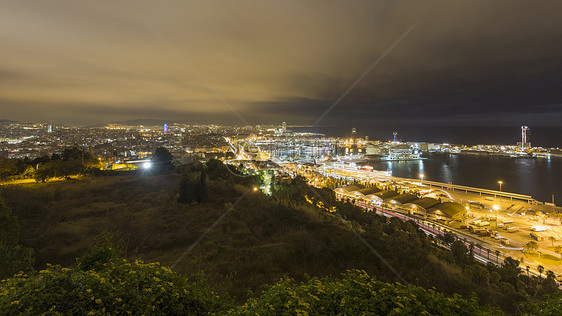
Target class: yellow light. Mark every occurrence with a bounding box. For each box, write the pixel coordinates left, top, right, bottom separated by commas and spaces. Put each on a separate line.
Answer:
253, 187, 258, 192
493, 204, 499, 210
498, 180, 503, 185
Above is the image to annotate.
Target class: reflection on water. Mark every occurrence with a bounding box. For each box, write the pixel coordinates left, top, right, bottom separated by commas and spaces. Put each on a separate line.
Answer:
366, 153, 562, 202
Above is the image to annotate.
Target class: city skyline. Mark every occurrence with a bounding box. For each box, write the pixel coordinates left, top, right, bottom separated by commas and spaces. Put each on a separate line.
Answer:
1, 1, 562, 127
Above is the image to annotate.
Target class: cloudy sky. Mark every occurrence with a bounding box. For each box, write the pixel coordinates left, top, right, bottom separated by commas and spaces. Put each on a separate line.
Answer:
1, 0, 562, 127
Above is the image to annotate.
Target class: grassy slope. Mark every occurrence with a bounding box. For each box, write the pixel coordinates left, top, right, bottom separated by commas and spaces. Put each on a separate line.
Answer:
0, 173, 480, 302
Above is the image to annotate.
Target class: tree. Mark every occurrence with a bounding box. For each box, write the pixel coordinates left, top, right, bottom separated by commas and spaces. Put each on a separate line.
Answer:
178, 176, 195, 204
451, 240, 470, 267
0, 158, 18, 180
197, 167, 208, 203
546, 270, 556, 280
548, 236, 556, 247
495, 250, 500, 262
442, 231, 455, 244
526, 265, 530, 278
525, 241, 538, 253
537, 265, 544, 280
554, 245, 562, 259
152, 147, 173, 167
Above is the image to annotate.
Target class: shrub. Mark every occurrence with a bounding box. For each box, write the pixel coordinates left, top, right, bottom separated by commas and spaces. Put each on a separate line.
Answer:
232, 270, 503, 315
0, 260, 231, 315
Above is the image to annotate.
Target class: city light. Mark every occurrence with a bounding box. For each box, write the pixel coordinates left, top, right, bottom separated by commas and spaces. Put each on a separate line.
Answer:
253, 186, 258, 192
493, 204, 499, 210
142, 161, 152, 169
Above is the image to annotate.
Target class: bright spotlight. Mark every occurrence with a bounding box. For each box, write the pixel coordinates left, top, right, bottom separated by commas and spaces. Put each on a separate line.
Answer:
253, 186, 258, 192
493, 204, 500, 210
143, 161, 152, 169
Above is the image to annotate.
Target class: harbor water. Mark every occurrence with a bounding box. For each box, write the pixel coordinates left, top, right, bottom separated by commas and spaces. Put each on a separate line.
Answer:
366, 153, 562, 204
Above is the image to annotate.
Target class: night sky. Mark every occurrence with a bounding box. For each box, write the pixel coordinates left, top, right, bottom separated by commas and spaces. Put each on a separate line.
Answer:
1, 1, 562, 130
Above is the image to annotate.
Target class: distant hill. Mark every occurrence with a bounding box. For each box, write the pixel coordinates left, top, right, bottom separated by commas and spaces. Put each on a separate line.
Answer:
106, 119, 185, 127
0, 119, 18, 124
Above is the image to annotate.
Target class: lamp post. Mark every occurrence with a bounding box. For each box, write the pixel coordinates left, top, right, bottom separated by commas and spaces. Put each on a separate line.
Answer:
497, 180, 503, 213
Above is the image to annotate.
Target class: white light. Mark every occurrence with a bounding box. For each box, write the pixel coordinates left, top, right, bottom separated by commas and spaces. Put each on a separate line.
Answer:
143, 162, 152, 169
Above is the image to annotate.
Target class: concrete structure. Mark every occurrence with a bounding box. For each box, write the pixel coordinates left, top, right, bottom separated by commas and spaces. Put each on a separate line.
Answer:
368, 190, 399, 205
353, 187, 381, 199
383, 193, 418, 207
429, 202, 466, 220
335, 184, 366, 199
404, 198, 440, 216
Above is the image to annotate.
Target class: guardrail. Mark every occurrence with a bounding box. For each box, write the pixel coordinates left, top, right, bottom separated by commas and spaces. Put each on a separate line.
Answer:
321, 166, 537, 204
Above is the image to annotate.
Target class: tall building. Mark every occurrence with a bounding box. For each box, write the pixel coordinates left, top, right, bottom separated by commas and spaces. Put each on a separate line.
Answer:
282, 121, 287, 133
47, 123, 53, 133
351, 127, 357, 155
393, 131, 398, 143
521, 125, 530, 149
164, 123, 168, 133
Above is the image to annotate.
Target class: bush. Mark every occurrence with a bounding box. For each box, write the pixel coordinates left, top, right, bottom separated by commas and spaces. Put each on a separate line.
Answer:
0, 260, 231, 315
233, 270, 503, 315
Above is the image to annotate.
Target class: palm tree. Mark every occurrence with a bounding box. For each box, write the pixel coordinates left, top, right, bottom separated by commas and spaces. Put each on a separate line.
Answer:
537, 265, 544, 280
555, 245, 562, 259
525, 241, 538, 253
495, 250, 500, 262
487, 248, 490, 259
526, 265, 530, 277
546, 270, 556, 280
548, 236, 556, 247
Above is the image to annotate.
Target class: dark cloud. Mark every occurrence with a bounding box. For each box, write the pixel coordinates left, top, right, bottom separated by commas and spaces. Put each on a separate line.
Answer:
0, 0, 561, 127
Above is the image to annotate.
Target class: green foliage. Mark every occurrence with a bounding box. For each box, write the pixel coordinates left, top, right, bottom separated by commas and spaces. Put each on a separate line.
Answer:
0, 194, 33, 278
451, 240, 471, 266
178, 175, 196, 204
77, 233, 123, 272
177, 166, 208, 204
521, 292, 562, 315
0, 158, 18, 180
2, 171, 560, 314
442, 231, 456, 244
152, 147, 174, 171
233, 270, 502, 315
0, 260, 231, 315
34, 158, 84, 181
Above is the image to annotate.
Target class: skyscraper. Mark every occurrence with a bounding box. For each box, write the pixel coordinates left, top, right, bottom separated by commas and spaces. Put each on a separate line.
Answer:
521, 125, 530, 149
282, 121, 286, 133
351, 127, 357, 155
164, 123, 168, 133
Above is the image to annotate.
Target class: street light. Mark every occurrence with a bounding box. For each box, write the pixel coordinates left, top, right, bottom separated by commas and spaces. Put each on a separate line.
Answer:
493, 203, 500, 228
420, 173, 424, 181
497, 180, 503, 227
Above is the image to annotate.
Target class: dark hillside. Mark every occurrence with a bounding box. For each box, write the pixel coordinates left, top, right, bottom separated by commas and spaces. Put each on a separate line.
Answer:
1, 169, 558, 312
